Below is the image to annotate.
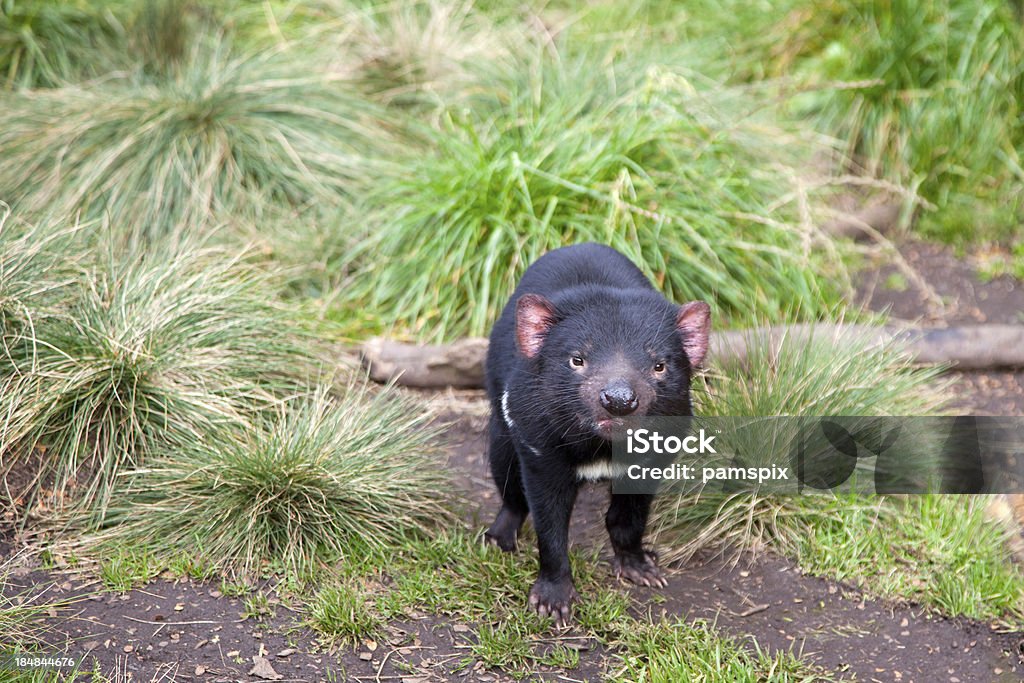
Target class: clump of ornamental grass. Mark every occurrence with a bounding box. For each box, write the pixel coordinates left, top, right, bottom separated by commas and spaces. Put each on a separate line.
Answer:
0, 209, 75, 336
0, 0, 126, 89
338, 0, 516, 108
0, 36, 392, 242
0, 240, 310, 524
0, 0, 216, 89
653, 325, 949, 563
344, 47, 847, 341
82, 382, 453, 575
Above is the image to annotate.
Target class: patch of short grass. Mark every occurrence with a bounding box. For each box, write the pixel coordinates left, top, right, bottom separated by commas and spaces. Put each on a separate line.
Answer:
309, 529, 828, 679
83, 382, 454, 574
795, 494, 1024, 623
608, 616, 828, 683
346, 45, 847, 340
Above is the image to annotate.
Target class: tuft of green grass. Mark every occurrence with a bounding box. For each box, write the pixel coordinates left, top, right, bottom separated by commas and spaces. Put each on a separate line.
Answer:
0, 0, 221, 89
699, 324, 949, 417
98, 547, 159, 592
0, 37, 391, 241
1, 240, 310, 523
346, 48, 847, 340
82, 382, 454, 574
307, 580, 383, 648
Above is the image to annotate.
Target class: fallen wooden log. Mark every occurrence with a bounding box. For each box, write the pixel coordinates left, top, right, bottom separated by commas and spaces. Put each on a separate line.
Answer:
361, 336, 489, 389
821, 202, 902, 241
361, 324, 1024, 389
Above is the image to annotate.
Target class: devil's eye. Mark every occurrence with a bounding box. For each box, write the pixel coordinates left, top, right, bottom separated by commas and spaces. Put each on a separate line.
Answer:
570, 355, 586, 368
653, 362, 666, 373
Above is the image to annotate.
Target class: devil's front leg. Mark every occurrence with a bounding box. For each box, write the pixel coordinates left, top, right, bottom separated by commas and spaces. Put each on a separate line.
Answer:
518, 450, 580, 627
606, 492, 667, 588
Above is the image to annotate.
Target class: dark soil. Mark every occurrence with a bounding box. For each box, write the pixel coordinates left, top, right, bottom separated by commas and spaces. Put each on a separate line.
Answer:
3, 239, 1023, 682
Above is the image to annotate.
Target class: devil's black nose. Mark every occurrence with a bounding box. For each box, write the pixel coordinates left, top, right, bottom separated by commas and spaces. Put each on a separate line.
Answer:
599, 381, 639, 416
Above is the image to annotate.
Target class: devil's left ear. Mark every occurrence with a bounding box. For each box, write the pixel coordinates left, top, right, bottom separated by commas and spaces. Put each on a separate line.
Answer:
676, 301, 711, 368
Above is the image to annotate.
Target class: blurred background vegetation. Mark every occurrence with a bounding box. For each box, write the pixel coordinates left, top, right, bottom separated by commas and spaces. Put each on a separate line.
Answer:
3, 0, 1021, 344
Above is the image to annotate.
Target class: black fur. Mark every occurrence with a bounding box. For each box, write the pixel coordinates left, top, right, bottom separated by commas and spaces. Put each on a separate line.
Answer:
484, 243, 710, 625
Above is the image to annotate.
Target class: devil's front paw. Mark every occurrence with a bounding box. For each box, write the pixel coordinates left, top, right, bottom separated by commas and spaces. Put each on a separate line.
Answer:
528, 578, 578, 627
613, 550, 667, 588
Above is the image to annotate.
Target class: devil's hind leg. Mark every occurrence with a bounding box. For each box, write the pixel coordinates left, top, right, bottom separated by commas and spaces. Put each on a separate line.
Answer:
485, 413, 528, 551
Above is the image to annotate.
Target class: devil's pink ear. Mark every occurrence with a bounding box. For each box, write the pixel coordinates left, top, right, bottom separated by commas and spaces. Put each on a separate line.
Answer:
515, 294, 557, 358
676, 301, 711, 368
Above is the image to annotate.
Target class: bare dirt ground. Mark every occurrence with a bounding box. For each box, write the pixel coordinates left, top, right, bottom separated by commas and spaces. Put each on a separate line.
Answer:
3, 239, 1024, 682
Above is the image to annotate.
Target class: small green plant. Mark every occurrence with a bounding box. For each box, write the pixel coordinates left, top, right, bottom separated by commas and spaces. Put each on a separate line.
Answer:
307, 581, 382, 647
98, 548, 159, 592
977, 242, 1024, 282
242, 591, 275, 621
165, 554, 217, 581
219, 578, 251, 598
882, 272, 909, 292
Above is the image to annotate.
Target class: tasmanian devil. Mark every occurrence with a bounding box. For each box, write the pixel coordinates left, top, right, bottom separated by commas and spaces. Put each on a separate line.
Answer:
484, 242, 711, 625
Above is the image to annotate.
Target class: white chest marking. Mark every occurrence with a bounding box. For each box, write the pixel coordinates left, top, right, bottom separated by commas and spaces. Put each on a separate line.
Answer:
576, 460, 627, 482
501, 390, 515, 429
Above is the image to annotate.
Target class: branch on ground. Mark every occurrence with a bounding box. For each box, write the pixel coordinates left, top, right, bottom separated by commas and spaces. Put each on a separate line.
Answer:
361, 324, 1024, 388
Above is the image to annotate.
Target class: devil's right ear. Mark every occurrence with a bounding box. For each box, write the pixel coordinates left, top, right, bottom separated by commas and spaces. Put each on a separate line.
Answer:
515, 294, 558, 358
